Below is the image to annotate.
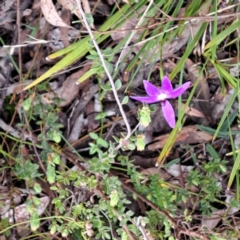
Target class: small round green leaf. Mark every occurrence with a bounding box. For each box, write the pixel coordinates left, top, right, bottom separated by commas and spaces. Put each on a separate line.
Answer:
101, 84, 111, 91
30, 212, 40, 231
23, 98, 31, 111
47, 163, 55, 184
114, 79, 122, 90
136, 134, 146, 151
52, 131, 61, 143
89, 132, 98, 140
96, 138, 108, 148
85, 13, 94, 26
121, 96, 129, 105
33, 183, 42, 194
51, 153, 60, 165
110, 190, 119, 207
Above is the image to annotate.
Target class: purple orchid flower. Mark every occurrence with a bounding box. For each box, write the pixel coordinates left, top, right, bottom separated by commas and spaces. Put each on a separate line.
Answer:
131, 76, 191, 128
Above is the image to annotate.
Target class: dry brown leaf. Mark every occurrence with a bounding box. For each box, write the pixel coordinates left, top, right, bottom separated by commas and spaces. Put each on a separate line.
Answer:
86, 99, 100, 131
141, 167, 171, 181
201, 209, 226, 230
166, 164, 194, 178
40, 0, 72, 28
6, 80, 33, 95
131, 155, 156, 168
59, 8, 71, 47
68, 113, 84, 143
185, 59, 210, 101
41, 63, 91, 107
59, 0, 82, 19
147, 126, 212, 151
59, 0, 94, 28
0, 235, 6, 240
181, 102, 205, 118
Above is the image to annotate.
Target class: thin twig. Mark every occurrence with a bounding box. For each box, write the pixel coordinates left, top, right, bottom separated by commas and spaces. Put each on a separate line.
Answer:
16, 0, 22, 91
136, 217, 149, 240
75, 0, 131, 138
119, 4, 240, 50
114, 0, 154, 70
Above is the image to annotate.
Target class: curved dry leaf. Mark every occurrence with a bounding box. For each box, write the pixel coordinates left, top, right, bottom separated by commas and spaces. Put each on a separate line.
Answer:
58, 0, 82, 19
147, 126, 212, 151
166, 164, 194, 178
181, 102, 205, 118
40, 0, 72, 28
202, 209, 225, 230
41, 63, 91, 107
59, 8, 71, 47
59, 0, 95, 28
141, 167, 171, 181
68, 113, 84, 143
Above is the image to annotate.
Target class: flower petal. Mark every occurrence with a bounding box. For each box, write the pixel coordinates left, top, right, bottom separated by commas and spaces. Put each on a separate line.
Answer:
161, 76, 173, 93
130, 95, 159, 104
143, 80, 161, 96
161, 100, 175, 128
167, 82, 191, 99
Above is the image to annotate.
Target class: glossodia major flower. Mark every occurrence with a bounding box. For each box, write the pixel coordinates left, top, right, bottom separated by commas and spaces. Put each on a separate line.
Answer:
130, 76, 191, 128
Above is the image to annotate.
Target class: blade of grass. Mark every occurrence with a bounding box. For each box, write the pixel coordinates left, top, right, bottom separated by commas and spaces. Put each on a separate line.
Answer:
48, 0, 148, 60
196, 125, 239, 138
228, 149, 240, 189
23, 33, 109, 90
220, 109, 238, 132
213, 87, 238, 141
125, 0, 184, 91
212, 60, 237, 87
227, 117, 239, 200
170, 22, 208, 79
210, 0, 218, 61
205, 19, 240, 50
24, 0, 148, 90
206, 144, 220, 159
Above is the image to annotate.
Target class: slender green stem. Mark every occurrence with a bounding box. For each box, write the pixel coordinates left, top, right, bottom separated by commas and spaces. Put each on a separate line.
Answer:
75, 0, 131, 138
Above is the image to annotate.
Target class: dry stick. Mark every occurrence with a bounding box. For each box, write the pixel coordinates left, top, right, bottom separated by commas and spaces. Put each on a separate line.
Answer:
75, 0, 131, 138
16, 0, 22, 90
